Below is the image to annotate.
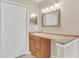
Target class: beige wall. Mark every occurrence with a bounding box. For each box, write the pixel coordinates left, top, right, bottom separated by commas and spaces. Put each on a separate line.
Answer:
39, 0, 79, 35
7, 0, 32, 5
27, 2, 40, 32
7, 0, 40, 32
5, 0, 79, 35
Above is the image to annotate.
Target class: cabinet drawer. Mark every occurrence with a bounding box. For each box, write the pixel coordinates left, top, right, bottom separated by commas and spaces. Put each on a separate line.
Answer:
34, 39, 40, 43
34, 43, 40, 50
30, 35, 40, 41
30, 39, 35, 51
34, 36, 40, 41
29, 35, 35, 40
34, 38, 40, 49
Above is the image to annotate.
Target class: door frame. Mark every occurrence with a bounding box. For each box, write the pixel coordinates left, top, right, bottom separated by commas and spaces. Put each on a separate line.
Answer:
1, 0, 28, 57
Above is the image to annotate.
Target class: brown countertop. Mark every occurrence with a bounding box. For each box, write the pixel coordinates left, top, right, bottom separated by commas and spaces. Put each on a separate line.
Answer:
29, 32, 79, 44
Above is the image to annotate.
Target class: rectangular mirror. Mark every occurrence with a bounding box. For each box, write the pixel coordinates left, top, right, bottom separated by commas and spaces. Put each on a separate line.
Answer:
42, 10, 60, 27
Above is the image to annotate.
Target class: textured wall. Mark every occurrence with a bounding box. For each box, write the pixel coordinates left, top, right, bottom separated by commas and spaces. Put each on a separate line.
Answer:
39, 0, 79, 35
7, 0, 32, 5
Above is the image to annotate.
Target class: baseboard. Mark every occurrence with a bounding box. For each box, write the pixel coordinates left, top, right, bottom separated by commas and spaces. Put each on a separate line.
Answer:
16, 54, 27, 58
16, 51, 31, 58
26, 51, 31, 55
51, 56, 56, 58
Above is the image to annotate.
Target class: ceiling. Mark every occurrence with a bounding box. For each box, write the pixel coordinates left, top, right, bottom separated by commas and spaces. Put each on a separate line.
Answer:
8, 0, 43, 3
6, 0, 42, 5
33, 0, 43, 2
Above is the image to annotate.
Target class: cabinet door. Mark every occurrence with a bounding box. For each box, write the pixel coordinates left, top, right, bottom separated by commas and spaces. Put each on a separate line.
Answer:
33, 49, 41, 58
29, 35, 35, 52
29, 35, 36, 51
41, 38, 51, 58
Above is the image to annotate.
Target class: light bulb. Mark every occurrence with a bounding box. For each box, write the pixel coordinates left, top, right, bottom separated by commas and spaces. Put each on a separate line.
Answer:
49, 6, 54, 12
54, 3, 60, 10
45, 7, 49, 13
45, 7, 49, 11
31, 13, 37, 18
50, 6, 54, 10
42, 9, 45, 13
54, 4, 59, 8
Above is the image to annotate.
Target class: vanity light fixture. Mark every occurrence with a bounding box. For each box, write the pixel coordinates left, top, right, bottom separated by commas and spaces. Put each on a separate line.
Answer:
41, 3, 60, 14
42, 8, 49, 14
30, 13, 37, 18
50, 6, 56, 11
50, 6, 54, 10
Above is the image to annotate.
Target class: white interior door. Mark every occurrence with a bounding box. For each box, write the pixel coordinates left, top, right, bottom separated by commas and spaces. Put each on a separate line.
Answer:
1, 2, 27, 58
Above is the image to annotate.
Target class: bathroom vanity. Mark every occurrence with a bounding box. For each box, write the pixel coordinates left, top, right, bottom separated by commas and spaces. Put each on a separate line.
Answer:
29, 33, 51, 58
29, 32, 79, 58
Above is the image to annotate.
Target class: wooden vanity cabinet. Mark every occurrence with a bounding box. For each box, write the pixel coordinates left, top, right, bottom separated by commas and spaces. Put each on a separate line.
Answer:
29, 34, 51, 58
41, 37, 51, 58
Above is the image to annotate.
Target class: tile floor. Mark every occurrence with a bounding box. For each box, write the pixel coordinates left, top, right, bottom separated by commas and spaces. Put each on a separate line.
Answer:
17, 54, 53, 58
17, 54, 35, 58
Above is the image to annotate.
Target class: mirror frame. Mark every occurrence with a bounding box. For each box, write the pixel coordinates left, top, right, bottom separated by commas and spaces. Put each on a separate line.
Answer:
30, 16, 37, 25
42, 10, 60, 27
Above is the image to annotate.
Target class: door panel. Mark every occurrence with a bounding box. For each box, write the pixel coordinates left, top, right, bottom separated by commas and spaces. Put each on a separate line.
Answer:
1, 2, 26, 58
